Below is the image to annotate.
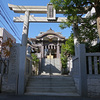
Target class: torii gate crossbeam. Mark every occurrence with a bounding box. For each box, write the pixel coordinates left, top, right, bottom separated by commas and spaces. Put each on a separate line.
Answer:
8, 3, 68, 46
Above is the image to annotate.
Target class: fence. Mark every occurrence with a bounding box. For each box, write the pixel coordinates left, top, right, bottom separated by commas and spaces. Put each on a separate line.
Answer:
0, 58, 9, 92
86, 53, 100, 75
71, 44, 100, 97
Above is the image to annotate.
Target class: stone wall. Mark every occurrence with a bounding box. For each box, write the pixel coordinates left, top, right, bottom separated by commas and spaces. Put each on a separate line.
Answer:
73, 76, 100, 97
87, 75, 100, 97
1, 74, 16, 93
1, 43, 20, 93
73, 77, 79, 94
71, 56, 80, 94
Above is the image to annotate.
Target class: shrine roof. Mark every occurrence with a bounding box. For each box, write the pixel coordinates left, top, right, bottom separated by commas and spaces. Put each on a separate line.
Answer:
36, 28, 65, 39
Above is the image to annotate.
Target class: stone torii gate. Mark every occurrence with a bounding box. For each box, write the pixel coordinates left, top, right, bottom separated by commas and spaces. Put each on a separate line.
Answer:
8, 3, 68, 95
8, 3, 80, 57
8, 3, 86, 95
8, 3, 67, 46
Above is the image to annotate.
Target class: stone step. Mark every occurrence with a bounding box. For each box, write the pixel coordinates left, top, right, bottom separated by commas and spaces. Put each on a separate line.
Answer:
41, 68, 61, 71
41, 67, 61, 69
28, 78, 74, 82
27, 83, 75, 87
26, 87, 77, 93
27, 80, 75, 84
25, 75, 79, 96
27, 77, 75, 83
40, 73, 61, 75
30, 75, 72, 79
29, 76, 73, 79
24, 92, 80, 96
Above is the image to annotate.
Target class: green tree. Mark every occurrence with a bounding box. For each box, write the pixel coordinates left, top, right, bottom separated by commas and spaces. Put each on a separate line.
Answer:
61, 43, 67, 69
50, 0, 100, 38
61, 34, 74, 69
31, 53, 39, 65
65, 34, 75, 55
31, 53, 39, 75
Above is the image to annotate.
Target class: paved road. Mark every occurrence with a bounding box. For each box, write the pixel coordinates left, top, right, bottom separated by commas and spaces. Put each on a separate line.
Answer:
0, 94, 100, 100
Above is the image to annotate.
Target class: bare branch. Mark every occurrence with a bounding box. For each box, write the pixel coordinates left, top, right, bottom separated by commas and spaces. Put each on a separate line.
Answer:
81, 2, 95, 7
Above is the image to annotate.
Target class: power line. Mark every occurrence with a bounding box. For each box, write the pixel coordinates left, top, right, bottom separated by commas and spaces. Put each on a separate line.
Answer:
0, 6, 21, 37
0, 6, 21, 40
0, 12, 21, 42
0, 1, 22, 42
0, 20, 10, 32
0, 20, 21, 43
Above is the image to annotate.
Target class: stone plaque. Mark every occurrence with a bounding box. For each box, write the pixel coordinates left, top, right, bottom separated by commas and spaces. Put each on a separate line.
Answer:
8, 43, 20, 91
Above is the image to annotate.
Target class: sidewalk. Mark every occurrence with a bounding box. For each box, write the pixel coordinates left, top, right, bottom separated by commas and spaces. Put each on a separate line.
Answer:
0, 94, 100, 100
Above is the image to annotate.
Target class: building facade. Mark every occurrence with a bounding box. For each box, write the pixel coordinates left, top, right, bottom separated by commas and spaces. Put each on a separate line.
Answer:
30, 28, 67, 59
0, 28, 16, 58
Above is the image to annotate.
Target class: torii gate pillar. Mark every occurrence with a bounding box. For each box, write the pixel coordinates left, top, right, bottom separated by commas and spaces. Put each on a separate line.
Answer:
22, 11, 30, 46
17, 11, 30, 95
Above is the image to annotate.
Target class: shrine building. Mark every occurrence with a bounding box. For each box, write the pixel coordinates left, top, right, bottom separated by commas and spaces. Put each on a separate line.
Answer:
30, 28, 67, 59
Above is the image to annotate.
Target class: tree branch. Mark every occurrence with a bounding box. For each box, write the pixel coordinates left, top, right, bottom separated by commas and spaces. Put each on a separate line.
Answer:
81, 2, 95, 7
81, 22, 97, 29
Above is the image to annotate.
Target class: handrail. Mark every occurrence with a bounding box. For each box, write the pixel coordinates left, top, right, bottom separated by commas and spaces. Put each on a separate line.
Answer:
86, 53, 100, 56
72, 56, 79, 61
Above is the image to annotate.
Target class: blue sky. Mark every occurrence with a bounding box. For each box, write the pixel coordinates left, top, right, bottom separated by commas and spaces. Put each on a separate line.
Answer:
0, 0, 72, 43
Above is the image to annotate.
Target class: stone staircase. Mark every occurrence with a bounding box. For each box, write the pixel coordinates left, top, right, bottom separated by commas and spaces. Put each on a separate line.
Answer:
41, 58, 61, 75
25, 75, 79, 96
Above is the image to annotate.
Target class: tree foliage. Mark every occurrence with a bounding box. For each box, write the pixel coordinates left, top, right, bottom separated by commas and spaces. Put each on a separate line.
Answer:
61, 44, 67, 68
1, 38, 13, 57
61, 34, 74, 68
86, 42, 100, 52
50, 0, 100, 38
31, 53, 39, 65
65, 34, 75, 55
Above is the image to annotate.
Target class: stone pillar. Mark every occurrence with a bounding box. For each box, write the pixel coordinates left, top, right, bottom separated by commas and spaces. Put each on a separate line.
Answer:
8, 44, 20, 93
22, 11, 30, 46
41, 42, 44, 58
78, 44, 87, 97
73, 23, 79, 56
48, 45, 50, 49
51, 45, 53, 49
57, 42, 60, 58
54, 45, 55, 49
45, 45, 47, 57
45, 45, 47, 49
18, 11, 30, 95
18, 46, 26, 95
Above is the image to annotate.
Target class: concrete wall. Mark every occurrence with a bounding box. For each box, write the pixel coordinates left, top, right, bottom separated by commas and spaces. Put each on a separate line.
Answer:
0, 28, 16, 43
73, 77, 79, 94
1, 43, 32, 94
87, 75, 100, 97
1, 43, 20, 93
0, 28, 3, 37
0, 28, 16, 57
73, 76, 100, 97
